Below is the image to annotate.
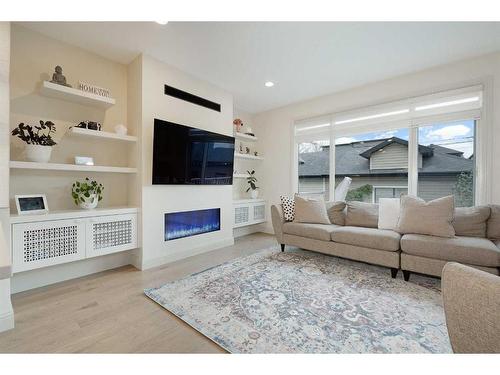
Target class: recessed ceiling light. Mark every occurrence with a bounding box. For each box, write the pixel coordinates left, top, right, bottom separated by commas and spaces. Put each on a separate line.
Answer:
265, 81, 274, 87
155, 21, 168, 25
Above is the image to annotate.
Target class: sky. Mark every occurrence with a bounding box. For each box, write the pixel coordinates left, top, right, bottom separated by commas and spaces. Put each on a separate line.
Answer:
333, 119, 475, 158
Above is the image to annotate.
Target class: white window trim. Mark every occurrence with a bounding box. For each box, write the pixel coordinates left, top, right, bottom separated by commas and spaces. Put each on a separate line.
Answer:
292, 79, 493, 205
372, 186, 409, 203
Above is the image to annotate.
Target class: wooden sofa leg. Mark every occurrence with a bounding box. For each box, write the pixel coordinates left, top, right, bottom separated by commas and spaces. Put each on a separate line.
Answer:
403, 270, 411, 281
280, 244, 285, 252
390, 268, 398, 279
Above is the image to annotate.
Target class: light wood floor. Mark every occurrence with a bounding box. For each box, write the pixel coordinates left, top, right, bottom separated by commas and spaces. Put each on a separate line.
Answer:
0, 233, 277, 353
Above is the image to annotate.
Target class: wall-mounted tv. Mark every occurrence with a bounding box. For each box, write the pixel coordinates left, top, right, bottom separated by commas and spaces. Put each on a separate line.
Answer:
152, 119, 235, 185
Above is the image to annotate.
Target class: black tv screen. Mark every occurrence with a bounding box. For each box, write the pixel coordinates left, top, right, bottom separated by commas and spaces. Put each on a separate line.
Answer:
152, 119, 235, 185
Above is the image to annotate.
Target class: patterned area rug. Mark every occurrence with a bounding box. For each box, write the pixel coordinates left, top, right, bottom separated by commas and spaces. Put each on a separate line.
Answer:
145, 248, 451, 353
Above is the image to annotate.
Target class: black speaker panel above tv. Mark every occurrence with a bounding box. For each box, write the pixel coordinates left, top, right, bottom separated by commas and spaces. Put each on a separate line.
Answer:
164, 84, 221, 112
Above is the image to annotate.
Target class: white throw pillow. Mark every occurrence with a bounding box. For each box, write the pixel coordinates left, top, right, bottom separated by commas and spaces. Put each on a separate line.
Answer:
378, 198, 401, 231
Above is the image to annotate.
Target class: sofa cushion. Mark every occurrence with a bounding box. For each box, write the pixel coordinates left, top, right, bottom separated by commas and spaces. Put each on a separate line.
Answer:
345, 201, 379, 228
397, 195, 455, 238
283, 222, 340, 241
293, 195, 331, 224
487, 204, 500, 240
401, 234, 500, 267
453, 206, 490, 238
325, 201, 346, 225
331, 226, 401, 252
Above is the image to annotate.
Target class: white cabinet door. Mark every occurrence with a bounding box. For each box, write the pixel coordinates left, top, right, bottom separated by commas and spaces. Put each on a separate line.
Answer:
12, 219, 86, 273
85, 213, 137, 258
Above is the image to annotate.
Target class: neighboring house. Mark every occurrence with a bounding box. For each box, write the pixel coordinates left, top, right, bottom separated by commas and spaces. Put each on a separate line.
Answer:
298, 137, 474, 204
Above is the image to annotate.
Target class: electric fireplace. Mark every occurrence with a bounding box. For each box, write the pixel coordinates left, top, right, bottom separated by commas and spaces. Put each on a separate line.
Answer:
164, 208, 221, 241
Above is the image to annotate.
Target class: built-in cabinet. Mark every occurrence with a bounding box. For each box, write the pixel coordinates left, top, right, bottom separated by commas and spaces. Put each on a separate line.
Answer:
11, 208, 137, 273
233, 199, 266, 228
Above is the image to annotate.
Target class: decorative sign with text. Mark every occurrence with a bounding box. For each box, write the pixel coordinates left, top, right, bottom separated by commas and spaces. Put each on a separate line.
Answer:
78, 81, 111, 98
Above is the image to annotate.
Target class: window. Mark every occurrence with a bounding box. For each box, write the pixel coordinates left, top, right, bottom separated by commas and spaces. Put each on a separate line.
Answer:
297, 137, 330, 200
417, 120, 475, 207
293, 85, 485, 205
334, 128, 409, 203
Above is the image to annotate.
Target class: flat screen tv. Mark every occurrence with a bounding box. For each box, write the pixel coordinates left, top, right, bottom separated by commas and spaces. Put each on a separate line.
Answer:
152, 119, 235, 185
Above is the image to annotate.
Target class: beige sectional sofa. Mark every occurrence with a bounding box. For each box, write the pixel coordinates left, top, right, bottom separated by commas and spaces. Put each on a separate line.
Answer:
271, 203, 500, 280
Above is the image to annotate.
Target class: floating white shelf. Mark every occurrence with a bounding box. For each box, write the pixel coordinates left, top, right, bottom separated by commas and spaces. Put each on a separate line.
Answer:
39, 81, 116, 109
233, 174, 248, 179
234, 153, 263, 161
67, 127, 137, 142
234, 133, 258, 142
10, 206, 139, 224
233, 198, 266, 204
10, 161, 137, 174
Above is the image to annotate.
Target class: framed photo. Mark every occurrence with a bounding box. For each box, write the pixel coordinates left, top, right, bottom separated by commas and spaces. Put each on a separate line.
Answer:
15, 194, 49, 215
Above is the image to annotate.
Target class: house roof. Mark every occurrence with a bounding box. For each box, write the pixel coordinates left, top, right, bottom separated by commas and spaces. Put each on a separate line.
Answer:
359, 137, 433, 158
298, 137, 473, 177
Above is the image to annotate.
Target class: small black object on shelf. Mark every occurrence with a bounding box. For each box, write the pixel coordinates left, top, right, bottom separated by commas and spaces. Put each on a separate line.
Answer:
76, 121, 101, 131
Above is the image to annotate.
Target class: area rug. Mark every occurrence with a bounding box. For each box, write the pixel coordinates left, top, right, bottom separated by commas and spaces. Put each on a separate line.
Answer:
145, 248, 451, 353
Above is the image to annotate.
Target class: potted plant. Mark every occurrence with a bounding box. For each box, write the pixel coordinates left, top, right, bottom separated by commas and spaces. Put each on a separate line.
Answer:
72, 178, 104, 209
11, 121, 57, 163
246, 170, 259, 199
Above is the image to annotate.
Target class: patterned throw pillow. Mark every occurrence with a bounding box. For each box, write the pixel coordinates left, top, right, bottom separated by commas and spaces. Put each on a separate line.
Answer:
280, 195, 295, 221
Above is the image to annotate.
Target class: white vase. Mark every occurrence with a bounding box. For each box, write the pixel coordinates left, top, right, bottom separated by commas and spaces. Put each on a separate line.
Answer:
79, 193, 99, 210
25, 144, 53, 163
250, 189, 259, 199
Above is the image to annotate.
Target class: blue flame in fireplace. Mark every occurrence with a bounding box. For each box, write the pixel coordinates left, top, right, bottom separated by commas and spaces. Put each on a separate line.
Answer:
165, 208, 221, 241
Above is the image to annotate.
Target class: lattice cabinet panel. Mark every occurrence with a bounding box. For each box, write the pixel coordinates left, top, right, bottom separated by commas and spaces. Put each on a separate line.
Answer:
234, 206, 250, 226
86, 214, 137, 258
233, 200, 266, 228
12, 219, 86, 273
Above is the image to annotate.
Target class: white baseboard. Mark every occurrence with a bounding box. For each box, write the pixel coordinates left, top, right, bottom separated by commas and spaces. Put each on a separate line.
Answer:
140, 236, 235, 270
0, 310, 14, 332
11, 250, 136, 294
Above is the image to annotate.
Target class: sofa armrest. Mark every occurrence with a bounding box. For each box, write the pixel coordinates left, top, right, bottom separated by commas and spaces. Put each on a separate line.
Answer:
271, 204, 285, 244
442, 262, 500, 353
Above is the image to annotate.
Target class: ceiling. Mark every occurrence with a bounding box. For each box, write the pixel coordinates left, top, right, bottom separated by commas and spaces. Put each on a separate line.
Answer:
18, 22, 500, 113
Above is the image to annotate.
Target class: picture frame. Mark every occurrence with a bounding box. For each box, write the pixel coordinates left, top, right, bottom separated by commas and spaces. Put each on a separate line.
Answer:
15, 194, 49, 215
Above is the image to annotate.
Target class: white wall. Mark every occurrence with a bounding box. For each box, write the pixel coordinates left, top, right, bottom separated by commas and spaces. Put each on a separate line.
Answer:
0, 21, 13, 332
254, 51, 500, 233
138, 55, 235, 269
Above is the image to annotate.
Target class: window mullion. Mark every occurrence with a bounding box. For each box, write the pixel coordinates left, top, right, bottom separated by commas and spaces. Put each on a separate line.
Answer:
408, 126, 419, 196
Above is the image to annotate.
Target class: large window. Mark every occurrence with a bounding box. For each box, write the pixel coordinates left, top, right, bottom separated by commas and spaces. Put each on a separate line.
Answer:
417, 120, 475, 206
294, 85, 484, 204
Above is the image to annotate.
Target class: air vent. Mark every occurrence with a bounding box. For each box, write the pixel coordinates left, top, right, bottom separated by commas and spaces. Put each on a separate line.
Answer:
164, 84, 221, 112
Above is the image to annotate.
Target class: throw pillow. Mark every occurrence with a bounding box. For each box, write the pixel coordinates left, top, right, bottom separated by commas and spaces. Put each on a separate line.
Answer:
293, 195, 331, 224
487, 204, 500, 240
325, 201, 346, 225
378, 198, 400, 231
397, 195, 455, 238
280, 195, 295, 222
453, 206, 491, 238
345, 201, 379, 228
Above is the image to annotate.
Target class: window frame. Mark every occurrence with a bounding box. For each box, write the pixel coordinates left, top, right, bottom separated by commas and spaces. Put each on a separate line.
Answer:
292, 82, 492, 205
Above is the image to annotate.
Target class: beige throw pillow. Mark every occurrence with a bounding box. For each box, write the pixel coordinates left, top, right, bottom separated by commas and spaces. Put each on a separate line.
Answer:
345, 201, 379, 228
325, 201, 346, 225
453, 206, 491, 238
397, 195, 455, 238
487, 205, 500, 240
293, 195, 331, 224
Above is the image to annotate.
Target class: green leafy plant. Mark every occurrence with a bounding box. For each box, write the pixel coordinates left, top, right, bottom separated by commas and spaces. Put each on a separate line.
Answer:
345, 184, 373, 202
245, 170, 258, 192
11, 121, 57, 146
72, 178, 104, 206
454, 170, 474, 207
